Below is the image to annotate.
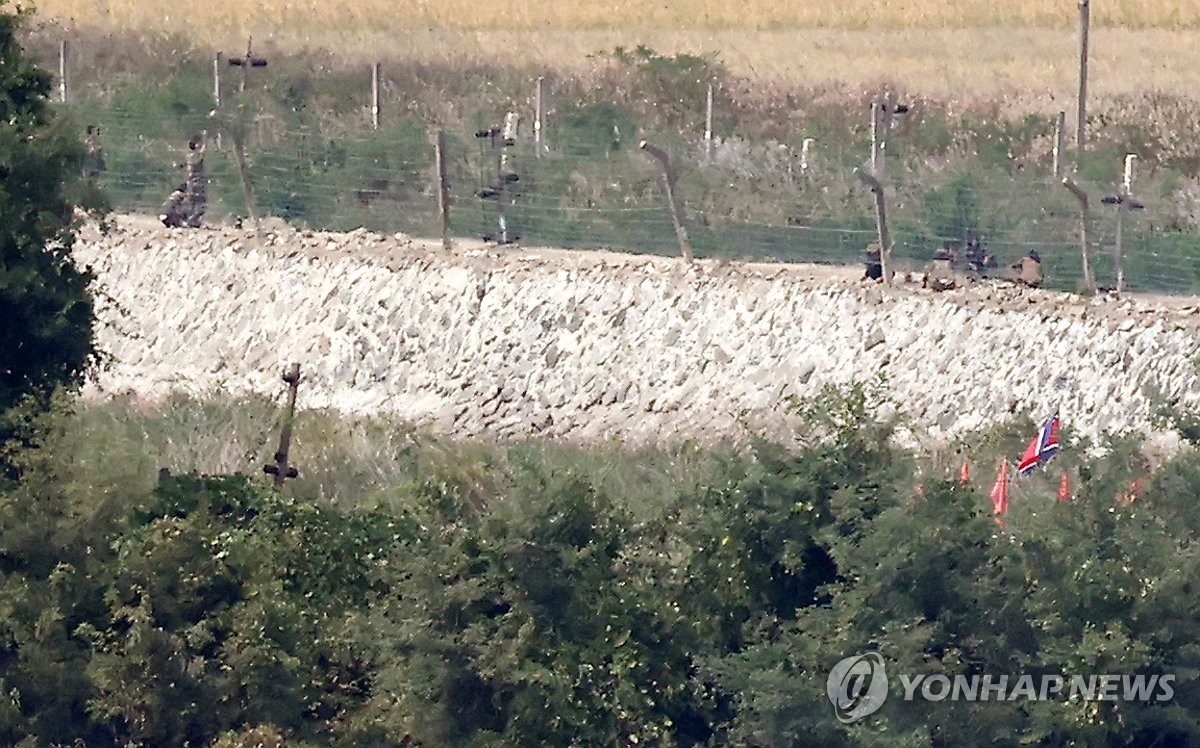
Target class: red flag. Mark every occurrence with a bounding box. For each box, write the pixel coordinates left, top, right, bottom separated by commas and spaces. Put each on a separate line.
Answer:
991, 460, 1009, 517
960, 460, 971, 484
1058, 472, 1070, 502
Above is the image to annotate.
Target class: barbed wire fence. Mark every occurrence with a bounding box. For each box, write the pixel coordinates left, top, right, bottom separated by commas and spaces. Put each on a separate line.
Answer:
49, 40, 1200, 297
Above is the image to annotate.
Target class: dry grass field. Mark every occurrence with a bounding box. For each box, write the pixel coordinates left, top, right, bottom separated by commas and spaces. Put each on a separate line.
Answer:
28, 0, 1200, 32
24, 0, 1200, 99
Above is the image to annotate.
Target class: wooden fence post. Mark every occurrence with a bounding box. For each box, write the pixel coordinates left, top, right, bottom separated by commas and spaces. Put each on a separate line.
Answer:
857, 168, 892, 285
639, 141, 694, 262
435, 130, 451, 250
1062, 177, 1096, 294
229, 37, 268, 93
859, 98, 905, 286
263, 363, 301, 487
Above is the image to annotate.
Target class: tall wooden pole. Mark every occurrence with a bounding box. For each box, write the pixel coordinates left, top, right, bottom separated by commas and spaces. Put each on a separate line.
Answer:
435, 130, 451, 251
861, 99, 895, 285
1077, 0, 1090, 158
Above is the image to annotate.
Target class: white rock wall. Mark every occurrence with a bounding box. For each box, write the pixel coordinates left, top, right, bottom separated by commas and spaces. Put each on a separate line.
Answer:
74, 218, 1200, 446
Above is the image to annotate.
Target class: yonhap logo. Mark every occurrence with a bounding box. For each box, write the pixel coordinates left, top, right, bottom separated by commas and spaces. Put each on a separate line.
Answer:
827, 653, 889, 723
826, 652, 1175, 723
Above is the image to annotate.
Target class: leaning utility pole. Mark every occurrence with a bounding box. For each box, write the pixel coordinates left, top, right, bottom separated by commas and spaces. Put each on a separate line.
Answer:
639, 140, 694, 262
859, 99, 907, 285
1062, 178, 1096, 294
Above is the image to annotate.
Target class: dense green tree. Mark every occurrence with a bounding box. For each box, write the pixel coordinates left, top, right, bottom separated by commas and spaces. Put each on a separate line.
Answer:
0, 6, 98, 447
4, 381, 1200, 746
363, 468, 713, 746
698, 410, 1200, 747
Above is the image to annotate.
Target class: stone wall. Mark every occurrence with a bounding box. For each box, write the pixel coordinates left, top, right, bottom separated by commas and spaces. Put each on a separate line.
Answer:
75, 216, 1200, 446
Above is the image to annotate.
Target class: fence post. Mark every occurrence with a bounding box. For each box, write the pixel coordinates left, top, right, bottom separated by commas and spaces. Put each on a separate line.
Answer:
639, 141, 693, 262
498, 112, 519, 243
857, 168, 892, 285
474, 117, 520, 245
1052, 111, 1065, 177
1104, 154, 1143, 294
213, 52, 222, 107
534, 76, 545, 157
1077, 0, 1090, 158
869, 101, 879, 172
212, 52, 223, 149
263, 363, 301, 487
58, 39, 68, 103
209, 111, 259, 223
1062, 177, 1096, 294
860, 98, 905, 285
371, 62, 381, 130
704, 80, 715, 164
435, 130, 451, 251
229, 37, 268, 93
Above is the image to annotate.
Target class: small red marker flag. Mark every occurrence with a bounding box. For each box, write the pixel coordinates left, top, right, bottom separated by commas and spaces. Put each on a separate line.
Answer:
990, 460, 1009, 517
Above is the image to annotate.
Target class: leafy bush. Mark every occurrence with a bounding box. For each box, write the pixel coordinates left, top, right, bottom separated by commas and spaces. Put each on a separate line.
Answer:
0, 8, 99, 449
5, 384, 1200, 745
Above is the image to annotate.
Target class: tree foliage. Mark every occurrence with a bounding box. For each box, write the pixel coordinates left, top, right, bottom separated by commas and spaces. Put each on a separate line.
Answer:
3, 383, 1200, 746
0, 6, 98, 445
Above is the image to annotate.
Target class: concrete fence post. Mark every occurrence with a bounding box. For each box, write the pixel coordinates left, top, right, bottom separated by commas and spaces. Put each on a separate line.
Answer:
58, 39, 68, 103
371, 63, 381, 130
